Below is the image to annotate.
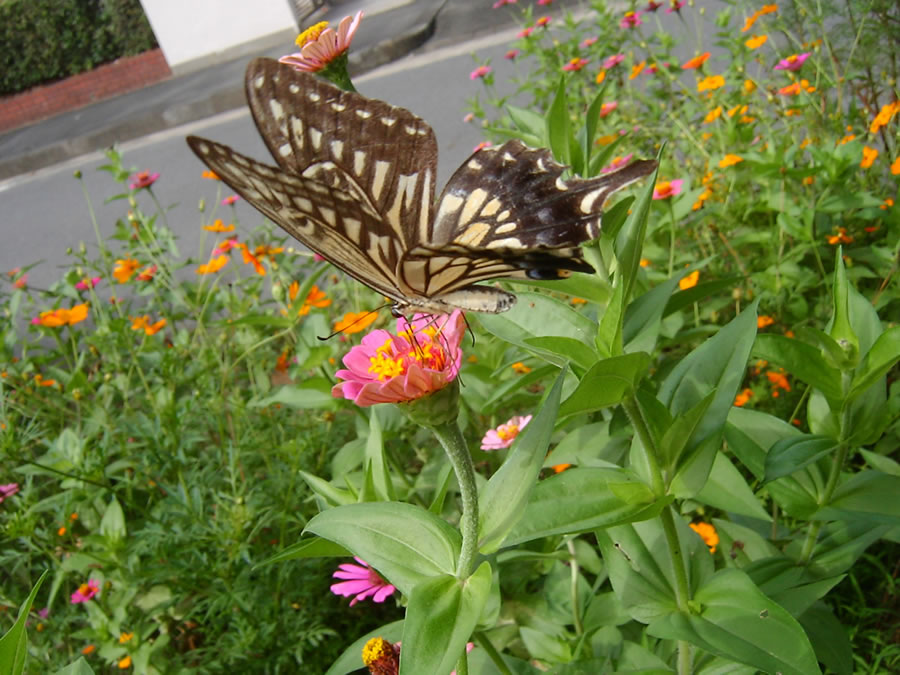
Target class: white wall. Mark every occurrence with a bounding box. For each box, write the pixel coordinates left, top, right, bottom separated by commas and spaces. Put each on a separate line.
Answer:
140, 0, 298, 74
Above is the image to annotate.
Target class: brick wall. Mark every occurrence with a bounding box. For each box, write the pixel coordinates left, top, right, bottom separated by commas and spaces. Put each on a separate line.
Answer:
0, 49, 171, 134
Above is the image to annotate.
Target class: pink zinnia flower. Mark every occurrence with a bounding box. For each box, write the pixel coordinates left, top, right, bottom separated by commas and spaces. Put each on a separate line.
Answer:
517, 26, 535, 38
470, 65, 492, 80
222, 195, 240, 206
645, 0, 663, 11
580, 37, 598, 48
129, 171, 159, 190
536, 16, 551, 27
505, 49, 520, 60
666, 0, 685, 13
0, 483, 19, 503
74, 277, 101, 291
481, 415, 532, 450
537, 0, 553, 5
774, 52, 811, 71
331, 557, 396, 606
279, 11, 363, 73
653, 179, 684, 200
602, 53, 625, 69
37, 607, 49, 619
599, 101, 618, 117
620, 11, 643, 28
492, 0, 517, 7
71, 579, 100, 604
601, 153, 634, 174
463, 112, 475, 123
212, 237, 240, 256
562, 58, 590, 72
332, 310, 464, 406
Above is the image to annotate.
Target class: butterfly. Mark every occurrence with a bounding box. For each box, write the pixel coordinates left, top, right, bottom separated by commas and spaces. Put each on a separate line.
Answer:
187, 58, 656, 316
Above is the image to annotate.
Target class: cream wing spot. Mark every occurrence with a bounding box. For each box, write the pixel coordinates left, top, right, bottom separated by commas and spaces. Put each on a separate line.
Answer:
353, 151, 366, 176
309, 127, 322, 150
253, 75, 265, 89
343, 218, 362, 243
496, 209, 510, 221
435, 194, 464, 224
356, 109, 373, 119
330, 140, 344, 160
481, 198, 501, 217
486, 237, 523, 249
269, 100, 284, 121
457, 222, 491, 246
467, 160, 482, 170
579, 188, 605, 214
495, 222, 518, 234
278, 143, 292, 157
319, 206, 337, 227
308, 92, 321, 102
331, 102, 346, 112
381, 117, 396, 126
460, 188, 489, 225
555, 177, 569, 190
372, 160, 391, 201
288, 83, 299, 94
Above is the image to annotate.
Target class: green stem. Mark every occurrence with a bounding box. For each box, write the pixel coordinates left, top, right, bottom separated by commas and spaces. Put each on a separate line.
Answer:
798, 442, 849, 564
429, 421, 479, 579
622, 396, 665, 495
567, 538, 584, 636
474, 633, 512, 675
455, 648, 469, 675
667, 200, 677, 278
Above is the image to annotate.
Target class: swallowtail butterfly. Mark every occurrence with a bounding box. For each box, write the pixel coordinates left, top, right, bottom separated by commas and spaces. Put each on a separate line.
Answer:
187, 58, 656, 315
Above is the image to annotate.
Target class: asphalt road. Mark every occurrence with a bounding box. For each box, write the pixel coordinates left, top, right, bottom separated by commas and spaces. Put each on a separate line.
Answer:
0, 29, 520, 291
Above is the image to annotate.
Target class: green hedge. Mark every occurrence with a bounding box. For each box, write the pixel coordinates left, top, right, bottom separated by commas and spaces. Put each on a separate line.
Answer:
0, 0, 157, 96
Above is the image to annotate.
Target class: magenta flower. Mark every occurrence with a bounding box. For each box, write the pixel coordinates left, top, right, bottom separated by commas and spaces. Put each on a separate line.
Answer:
332, 310, 464, 406
0, 483, 19, 504
481, 415, 532, 450
580, 36, 598, 48
537, 0, 553, 5
75, 276, 101, 291
129, 171, 159, 190
222, 195, 240, 206
37, 607, 49, 619
620, 11, 643, 28
774, 52, 811, 71
470, 65, 492, 80
517, 26, 535, 38
562, 58, 590, 72
473, 141, 492, 152
492, 0, 517, 7
601, 153, 634, 174
602, 53, 625, 69
331, 557, 396, 606
279, 11, 363, 73
653, 179, 684, 200
505, 48, 520, 60
71, 579, 100, 604
666, 0, 685, 13
599, 101, 618, 117
645, 0, 663, 11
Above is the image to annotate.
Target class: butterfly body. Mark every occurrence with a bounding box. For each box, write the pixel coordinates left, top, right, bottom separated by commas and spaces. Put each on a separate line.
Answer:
187, 58, 656, 315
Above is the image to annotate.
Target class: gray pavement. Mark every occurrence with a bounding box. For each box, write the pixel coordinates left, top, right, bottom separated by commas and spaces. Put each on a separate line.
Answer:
0, 0, 524, 181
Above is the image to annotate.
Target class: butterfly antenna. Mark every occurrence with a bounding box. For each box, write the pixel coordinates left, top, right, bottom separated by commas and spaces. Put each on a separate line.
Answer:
317, 303, 391, 341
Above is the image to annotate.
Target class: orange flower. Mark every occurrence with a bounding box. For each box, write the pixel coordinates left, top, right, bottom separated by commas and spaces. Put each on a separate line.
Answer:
552, 463, 572, 473
802, 176, 814, 185
743, 78, 757, 93
692, 189, 712, 210
881, 198, 895, 210
827, 227, 853, 245
113, 258, 140, 283
837, 134, 856, 146
118, 655, 132, 669
196, 255, 228, 275
745, 34, 767, 49
689, 521, 719, 553
131, 316, 167, 336
639, 258, 651, 267
697, 75, 725, 92
860, 146, 878, 169
630, 60, 646, 79
734, 388, 753, 407
679, 270, 700, 290
81, 645, 96, 655
766, 370, 791, 397
119, 632, 134, 644
254, 244, 284, 259
703, 106, 723, 123
799, 138, 811, 149
37, 304, 89, 327
512, 362, 532, 374
299, 285, 331, 315
334, 312, 378, 335
204, 219, 235, 233
779, 82, 802, 96
719, 154, 743, 168
595, 70, 607, 85
760, 4, 778, 15
136, 265, 157, 282
58, 527, 66, 536
870, 100, 900, 134
892, 156, 900, 175
595, 133, 617, 145
681, 52, 710, 69
239, 244, 266, 275
757, 315, 775, 328
275, 350, 291, 373
201, 170, 219, 180
727, 104, 748, 117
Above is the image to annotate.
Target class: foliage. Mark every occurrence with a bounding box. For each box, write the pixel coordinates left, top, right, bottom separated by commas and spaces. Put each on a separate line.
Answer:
0, 0, 157, 97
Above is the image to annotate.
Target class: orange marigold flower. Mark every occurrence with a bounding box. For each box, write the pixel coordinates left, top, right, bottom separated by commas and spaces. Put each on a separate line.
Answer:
719, 154, 743, 168
204, 219, 235, 233
779, 82, 802, 96
595, 133, 617, 145
697, 75, 725, 92
692, 189, 712, 211
119, 632, 134, 644
639, 258, 651, 267
37, 304, 89, 327
333, 311, 378, 335
118, 655, 132, 669
131, 316, 167, 336
837, 134, 856, 146
136, 265, 157, 282
799, 138, 811, 149
254, 244, 284, 259
81, 645, 96, 655
745, 34, 767, 49
743, 78, 757, 94
869, 100, 900, 134
759, 4, 778, 15
552, 463, 572, 473
201, 170, 219, 180
803, 176, 814, 185
113, 258, 140, 283
734, 388, 753, 407
689, 521, 719, 553
892, 156, 900, 175
827, 227, 853, 245
757, 315, 775, 328
766, 369, 791, 396
58, 527, 66, 536
630, 60, 646, 79
679, 270, 700, 290
860, 146, 878, 169
741, 13, 759, 32
727, 104, 748, 117
681, 52, 710, 69
512, 362, 532, 374
703, 106, 723, 123
196, 255, 229, 275
239, 244, 266, 275
595, 69, 607, 84
881, 198, 894, 210
299, 285, 331, 315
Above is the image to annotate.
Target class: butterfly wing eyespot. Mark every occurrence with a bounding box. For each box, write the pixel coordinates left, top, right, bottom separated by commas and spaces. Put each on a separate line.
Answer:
187, 58, 656, 315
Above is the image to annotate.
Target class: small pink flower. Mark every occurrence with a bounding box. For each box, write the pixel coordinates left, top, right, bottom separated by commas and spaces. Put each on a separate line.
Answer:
505, 48, 520, 60
129, 171, 159, 190
536, 16, 551, 27
37, 607, 49, 619
470, 65, 492, 80
71, 579, 100, 604
492, 0, 517, 7
331, 557, 396, 606
30, 316, 41, 325
222, 195, 240, 206
473, 141, 492, 152
313, 253, 326, 262
562, 58, 590, 72
653, 179, 684, 200
279, 11, 363, 73
13, 274, 27, 289
0, 483, 20, 503
332, 310, 465, 406
620, 11, 643, 28
601, 153, 634, 174
481, 415, 532, 450
645, 0, 663, 11
212, 237, 239, 256
602, 53, 625, 69
463, 112, 475, 123
666, 0, 685, 13
774, 52, 811, 71
75, 276, 101, 291
537, 0, 553, 5
580, 37, 598, 48
517, 26, 535, 38
599, 101, 618, 117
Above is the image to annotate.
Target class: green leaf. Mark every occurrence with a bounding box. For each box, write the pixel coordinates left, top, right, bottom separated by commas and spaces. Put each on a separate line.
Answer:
524, 336, 598, 370
764, 435, 839, 483
596, 277, 626, 358
251, 379, 338, 409
647, 569, 821, 675
581, 87, 608, 173
615, 150, 660, 306
325, 620, 404, 675
507, 105, 546, 141
366, 409, 395, 502
51, 658, 95, 675
0, 570, 48, 675
304, 502, 461, 594
847, 326, 900, 402
504, 468, 669, 546
99, 497, 126, 542
299, 470, 355, 506
558, 353, 651, 418
663, 275, 737, 318
256, 537, 351, 568
753, 335, 843, 402
623, 274, 683, 354
799, 603, 853, 675
817, 470, 900, 525
520, 626, 572, 663
659, 391, 716, 471
478, 370, 564, 553
399, 562, 491, 675
694, 453, 772, 521
828, 248, 859, 364
546, 76, 570, 166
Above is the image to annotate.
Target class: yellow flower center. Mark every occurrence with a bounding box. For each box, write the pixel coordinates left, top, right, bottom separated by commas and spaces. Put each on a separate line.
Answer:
296, 21, 329, 47
78, 583, 90, 595
497, 423, 520, 441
